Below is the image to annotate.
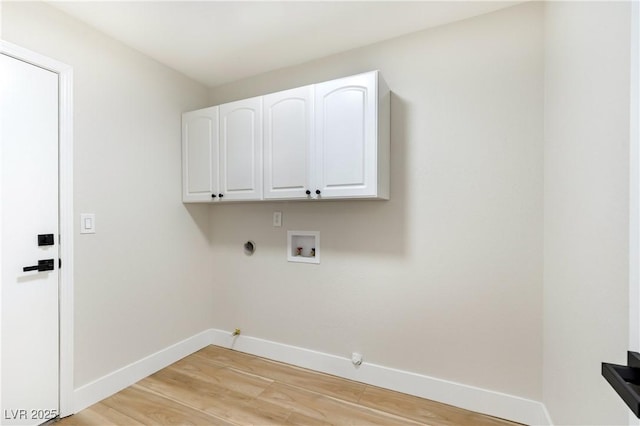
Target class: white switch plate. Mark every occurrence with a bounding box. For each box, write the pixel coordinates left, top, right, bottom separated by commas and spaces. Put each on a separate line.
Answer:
273, 211, 282, 227
80, 213, 95, 234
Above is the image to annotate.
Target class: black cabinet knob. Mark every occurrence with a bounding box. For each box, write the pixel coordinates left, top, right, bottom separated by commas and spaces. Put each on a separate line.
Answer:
315, 190, 321, 195
211, 194, 217, 198
219, 193, 224, 198
305, 190, 311, 195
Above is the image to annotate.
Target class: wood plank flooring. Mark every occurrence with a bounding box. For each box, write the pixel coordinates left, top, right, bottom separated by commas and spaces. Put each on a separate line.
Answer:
57, 345, 519, 426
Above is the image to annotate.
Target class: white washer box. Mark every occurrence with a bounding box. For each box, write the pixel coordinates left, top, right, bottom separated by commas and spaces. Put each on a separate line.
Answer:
287, 231, 319, 264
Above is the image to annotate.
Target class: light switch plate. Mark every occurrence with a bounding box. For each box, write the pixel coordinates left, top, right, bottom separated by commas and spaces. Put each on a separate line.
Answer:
273, 211, 282, 227
80, 213, 95, 234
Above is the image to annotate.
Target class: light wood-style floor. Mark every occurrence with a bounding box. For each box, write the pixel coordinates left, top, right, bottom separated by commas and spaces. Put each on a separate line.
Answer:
57, 345, 519, 426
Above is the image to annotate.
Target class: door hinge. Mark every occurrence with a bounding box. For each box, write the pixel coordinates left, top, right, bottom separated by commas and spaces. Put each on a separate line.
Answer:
59, 258, 62, 269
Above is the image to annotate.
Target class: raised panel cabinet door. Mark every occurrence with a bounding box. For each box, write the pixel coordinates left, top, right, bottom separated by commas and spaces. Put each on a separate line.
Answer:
219, 97, 263, 201
263, 85, 313, 199
314, 71, 378, 198
182, 106, 219, 202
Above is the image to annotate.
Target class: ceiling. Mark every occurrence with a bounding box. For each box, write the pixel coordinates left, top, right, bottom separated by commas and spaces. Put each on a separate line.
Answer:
50, 1, 522, 88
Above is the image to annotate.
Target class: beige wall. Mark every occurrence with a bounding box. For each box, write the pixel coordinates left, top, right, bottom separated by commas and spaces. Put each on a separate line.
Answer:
543, 2, 631, 424
1, 2, 214, 388
208, 2, 544, 401
3, 1, 634, 422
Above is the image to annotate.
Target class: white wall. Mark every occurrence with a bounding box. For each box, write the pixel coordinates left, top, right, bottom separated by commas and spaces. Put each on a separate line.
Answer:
543, 2, 631, 424
208, 2, 544, 401
1, 2, 214, 388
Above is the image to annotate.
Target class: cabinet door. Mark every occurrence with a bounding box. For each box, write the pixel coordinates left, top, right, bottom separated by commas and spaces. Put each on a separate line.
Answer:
219, 97, 263, 201
263, 85, 313, 199
314, 72, 377, 198
182, 106, 219, 202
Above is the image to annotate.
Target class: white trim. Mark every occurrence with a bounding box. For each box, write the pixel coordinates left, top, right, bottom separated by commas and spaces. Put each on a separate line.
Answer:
629, 2, 640, 424
0, 40, 75, 417
630, 0, 640, 355
211, 329, 549, 425
58, 55, 74, 419
73, 328, 549, 425
73, 330, 216, 413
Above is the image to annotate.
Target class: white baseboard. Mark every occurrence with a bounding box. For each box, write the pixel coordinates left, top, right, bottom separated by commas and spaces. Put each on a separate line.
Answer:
72, 329, 215, 413
210, 329, 551, 425
72, 328, 552, 425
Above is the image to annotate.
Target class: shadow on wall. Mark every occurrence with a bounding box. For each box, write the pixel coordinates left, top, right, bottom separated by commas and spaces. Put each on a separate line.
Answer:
185, 203, 214, 245
203, 93, 409, 258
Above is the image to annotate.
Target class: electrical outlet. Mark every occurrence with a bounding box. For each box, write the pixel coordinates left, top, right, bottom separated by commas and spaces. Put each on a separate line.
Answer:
273, 211, 282, 227
352, 352, 363, 366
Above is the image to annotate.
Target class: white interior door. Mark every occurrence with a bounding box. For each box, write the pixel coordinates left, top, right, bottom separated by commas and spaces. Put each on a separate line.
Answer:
0, 53, 60, 425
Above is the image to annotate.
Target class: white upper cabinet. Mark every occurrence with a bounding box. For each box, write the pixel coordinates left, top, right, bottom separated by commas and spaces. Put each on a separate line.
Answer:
181, 71, 389, 203
314, 71, 389, 200
182, 106, 219, 202
219, 97, 263, 201
263, 85, 314, 200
